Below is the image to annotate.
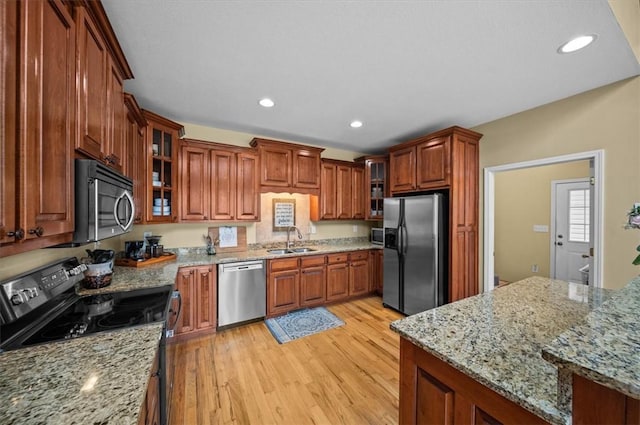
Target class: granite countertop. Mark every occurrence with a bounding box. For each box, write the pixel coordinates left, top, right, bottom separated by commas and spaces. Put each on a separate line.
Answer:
543, 275, 640, 401
0, 323, 163, 425
79, 241, 379, 296
390, 276, 613, 425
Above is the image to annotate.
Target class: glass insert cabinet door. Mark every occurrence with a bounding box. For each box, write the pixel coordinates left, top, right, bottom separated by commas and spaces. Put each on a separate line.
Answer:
367, 158, 387, 220
143, 110, 183, 223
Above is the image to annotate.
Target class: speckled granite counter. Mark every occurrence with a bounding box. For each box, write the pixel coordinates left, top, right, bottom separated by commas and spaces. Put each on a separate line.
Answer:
0, 323, 163, 425
79, 242, 379, 296
390, 277, 613, 424
543, 275, 640, 402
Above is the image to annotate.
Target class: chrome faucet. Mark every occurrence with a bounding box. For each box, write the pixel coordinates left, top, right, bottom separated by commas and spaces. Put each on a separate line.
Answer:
286, 226, 303, 250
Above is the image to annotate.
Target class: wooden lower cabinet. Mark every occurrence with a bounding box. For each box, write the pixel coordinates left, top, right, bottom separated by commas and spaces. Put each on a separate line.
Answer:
267, 251, 374, 317
300, 256, 326, 307
572, 374, 640, 425
138, 350, 160, 425
349, 251, 370, 296
267, 257, 300, 316
174, 265, 216, 339
400, 338, 547, 425
371, 249, 384, 294
326, 253, 350, 302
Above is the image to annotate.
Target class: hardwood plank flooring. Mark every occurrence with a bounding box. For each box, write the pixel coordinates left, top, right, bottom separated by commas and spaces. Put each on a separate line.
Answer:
169, 296, 403, 425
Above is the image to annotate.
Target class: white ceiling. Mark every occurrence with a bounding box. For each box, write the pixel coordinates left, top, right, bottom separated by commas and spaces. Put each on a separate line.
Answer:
102, 0, 639, 154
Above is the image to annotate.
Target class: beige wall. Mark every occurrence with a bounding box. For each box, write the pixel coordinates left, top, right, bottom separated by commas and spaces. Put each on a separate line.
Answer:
475, 76, 640, 290
479, 0, 640, 290
494, 161, 589, 283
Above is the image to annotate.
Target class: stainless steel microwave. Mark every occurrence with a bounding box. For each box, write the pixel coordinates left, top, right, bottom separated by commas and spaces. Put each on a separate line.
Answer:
72, 159, 134, 244
371, 227, 384, 245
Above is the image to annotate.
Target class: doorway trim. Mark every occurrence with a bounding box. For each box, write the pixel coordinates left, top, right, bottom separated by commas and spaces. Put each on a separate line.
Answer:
483, 149, 604, 290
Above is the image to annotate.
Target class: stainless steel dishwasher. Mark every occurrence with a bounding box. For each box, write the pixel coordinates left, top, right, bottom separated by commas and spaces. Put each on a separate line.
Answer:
217, 260, 266, 327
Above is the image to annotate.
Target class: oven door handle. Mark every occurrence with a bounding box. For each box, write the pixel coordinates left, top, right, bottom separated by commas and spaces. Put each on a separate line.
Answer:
114, 190, 135, 231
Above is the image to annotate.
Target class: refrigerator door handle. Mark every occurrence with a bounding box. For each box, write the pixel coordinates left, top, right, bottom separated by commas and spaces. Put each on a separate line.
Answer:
396, 225, 403, 255
401, 225, 408, 254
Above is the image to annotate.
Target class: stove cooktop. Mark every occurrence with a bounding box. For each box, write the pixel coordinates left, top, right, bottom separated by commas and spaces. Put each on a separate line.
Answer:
20, 287, 172, 347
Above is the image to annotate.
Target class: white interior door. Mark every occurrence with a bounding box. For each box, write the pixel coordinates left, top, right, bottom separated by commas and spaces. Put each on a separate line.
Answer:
552, 180, 591, 283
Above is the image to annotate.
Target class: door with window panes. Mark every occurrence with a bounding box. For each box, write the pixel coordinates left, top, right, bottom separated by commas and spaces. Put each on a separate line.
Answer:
552, 180, 591, 284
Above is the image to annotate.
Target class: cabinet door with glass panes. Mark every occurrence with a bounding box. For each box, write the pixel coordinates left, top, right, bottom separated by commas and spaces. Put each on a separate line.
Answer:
365, 156, 388, 221
142, 110, 183, 223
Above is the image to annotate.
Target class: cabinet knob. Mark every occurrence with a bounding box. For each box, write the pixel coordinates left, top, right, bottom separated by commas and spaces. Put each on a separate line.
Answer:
7, 228, 25, 240
28, 226, 44, 237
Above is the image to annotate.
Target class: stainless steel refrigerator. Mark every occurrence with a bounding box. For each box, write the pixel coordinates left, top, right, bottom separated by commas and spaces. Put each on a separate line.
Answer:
383, 194, 446, 315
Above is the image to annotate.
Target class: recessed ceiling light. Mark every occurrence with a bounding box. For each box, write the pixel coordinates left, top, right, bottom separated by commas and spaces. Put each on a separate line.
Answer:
558, 35, 597, 54
350, 120, 363, 128
258, 98, 275, 108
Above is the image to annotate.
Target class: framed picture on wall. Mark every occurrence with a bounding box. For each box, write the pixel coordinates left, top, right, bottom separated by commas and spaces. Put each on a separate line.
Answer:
273, 198, 296, 231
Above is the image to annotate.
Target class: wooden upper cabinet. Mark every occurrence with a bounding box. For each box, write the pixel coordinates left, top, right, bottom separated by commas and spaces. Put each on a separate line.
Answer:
210, 150, 236, 221
258, 143, 291, 188
250, 138, 324, 194
356, 155, 388, 221
105, 60, 126, 172
294, 149, 321, 188
74, 4, 132, 171
124, 93, 147, 223
0, 0, 18, 247
416, 136, 450, 189
1, 0, 76, 255
336, 164, 352, 219
178, 139, 259, 222
236, 152, 260, 221
75, 6, 107, 161
180, 145, 209, 221
351, 165, 366, 220
389, 146, 416, 193
311, 159, 364, 221
144, 110, 183, 224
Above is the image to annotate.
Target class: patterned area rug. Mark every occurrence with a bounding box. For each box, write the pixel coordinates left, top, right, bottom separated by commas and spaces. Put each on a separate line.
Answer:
265, 307, 345, 344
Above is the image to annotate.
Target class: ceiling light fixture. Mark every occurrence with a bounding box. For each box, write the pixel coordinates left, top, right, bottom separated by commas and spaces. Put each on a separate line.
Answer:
258, 98, 275, 108
350, 120, 363, 128
558, 34, 597, 54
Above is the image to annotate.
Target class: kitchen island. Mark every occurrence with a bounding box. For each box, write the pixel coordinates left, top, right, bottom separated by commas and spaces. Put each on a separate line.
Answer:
391, 276, 616, 424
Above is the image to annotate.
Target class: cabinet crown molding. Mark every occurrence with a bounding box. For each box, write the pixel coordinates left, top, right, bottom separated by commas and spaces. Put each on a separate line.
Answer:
388, 125, 483, 152
250, 137, 325, 153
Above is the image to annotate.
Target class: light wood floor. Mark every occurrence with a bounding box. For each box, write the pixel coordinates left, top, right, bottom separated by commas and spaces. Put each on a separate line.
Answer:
169, 296, 403, 425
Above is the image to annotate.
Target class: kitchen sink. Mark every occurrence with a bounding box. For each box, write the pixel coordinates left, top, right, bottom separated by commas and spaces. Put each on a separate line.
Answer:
289, 248, 316, 253
266, 248, 317, 255
266, 249, 289, 255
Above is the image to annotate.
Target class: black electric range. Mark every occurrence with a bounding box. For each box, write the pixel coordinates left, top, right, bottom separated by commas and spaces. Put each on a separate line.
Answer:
0, 257, 175, 351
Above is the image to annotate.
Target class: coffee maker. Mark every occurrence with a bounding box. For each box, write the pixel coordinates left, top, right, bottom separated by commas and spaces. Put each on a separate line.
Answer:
145, 235, 164, 258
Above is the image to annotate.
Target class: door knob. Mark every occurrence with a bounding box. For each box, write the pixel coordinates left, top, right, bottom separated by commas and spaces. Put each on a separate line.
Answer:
582, 254, 589, 258
6, 228, 25, 240
28, 226, 44, 237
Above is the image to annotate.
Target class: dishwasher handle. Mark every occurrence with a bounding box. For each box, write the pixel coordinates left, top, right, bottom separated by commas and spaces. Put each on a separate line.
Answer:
220, 261, 264, 273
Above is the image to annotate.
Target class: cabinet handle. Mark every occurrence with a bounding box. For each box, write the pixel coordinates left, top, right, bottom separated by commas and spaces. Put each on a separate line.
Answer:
7, 228, 25, 240
28, 226, 44, 237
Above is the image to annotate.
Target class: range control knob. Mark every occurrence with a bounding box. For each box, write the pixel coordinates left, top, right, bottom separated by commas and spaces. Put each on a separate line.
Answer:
11, 292, 27, 305
26, 288, 38, 298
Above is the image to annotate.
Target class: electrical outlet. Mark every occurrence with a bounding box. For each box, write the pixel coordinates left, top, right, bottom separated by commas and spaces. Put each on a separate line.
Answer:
309, 223, 316, 234
531, 264, 539, 273
352, 225, 358, 233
